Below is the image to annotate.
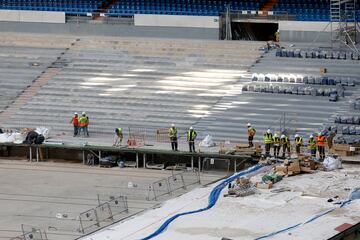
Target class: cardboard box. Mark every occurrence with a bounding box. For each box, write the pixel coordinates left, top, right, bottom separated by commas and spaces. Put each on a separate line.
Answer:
333, 144, 350, 152
256, 182, 273, 189
236, 177, 250, 185
275, 165, 288, 173
300, 166, 315, 173
288, 161, 301, 174
276, 171, 286, 177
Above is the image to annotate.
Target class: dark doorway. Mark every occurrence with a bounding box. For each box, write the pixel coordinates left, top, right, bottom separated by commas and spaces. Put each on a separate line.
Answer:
231, 22, 278, 41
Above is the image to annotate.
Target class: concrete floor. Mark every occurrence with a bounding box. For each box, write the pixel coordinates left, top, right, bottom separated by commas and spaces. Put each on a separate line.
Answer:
0, 159, 224, 240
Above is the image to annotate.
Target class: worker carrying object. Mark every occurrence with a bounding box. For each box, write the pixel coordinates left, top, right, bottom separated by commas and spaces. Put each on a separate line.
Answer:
187, 126, 197, 152
294, 134, 303, 155
280, 134, 290, 158
78, 112, 90, 137
272, 133, 281, 158
113, 128, 123, 146
317, 132, 327, 160
308, 135, 317, 157
247, 123, 256, 148
169, 123, 178, 151
263, 129, 273, 157
69, 112, 79, 137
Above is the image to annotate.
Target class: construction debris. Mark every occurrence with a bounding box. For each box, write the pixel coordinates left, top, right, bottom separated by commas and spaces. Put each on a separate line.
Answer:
224, 177, 256, 197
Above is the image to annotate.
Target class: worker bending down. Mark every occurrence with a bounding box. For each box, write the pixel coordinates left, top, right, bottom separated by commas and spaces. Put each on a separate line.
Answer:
263, 129, 273, 157
187, 126, 197, 152
113, 128, 123, 146
294, 134, 303, 155
280, 134, 290, 158
247, 123, 256, 147
169, 123, 178, 151
272, 133, 280, 158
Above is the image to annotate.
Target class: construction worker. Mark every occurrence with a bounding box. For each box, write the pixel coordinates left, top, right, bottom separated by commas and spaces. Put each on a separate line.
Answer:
78, 112, 88, 137
113, 128, 123, 146
247, 123, 256, 147
169, 123, 178, 151
263, 129, 273, 157
308, 135, 317, 157
187, 126, 197, 152
280, 134, 291, 158
272, 133, 281, 158
294, 134, 303, 155
84, 112, 90, 137
275, 30, 280, 42
317, 132, 327, 160
69, 112, 79, 137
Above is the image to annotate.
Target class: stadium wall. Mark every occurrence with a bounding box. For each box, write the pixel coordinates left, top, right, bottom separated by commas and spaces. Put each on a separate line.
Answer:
0, 10, 65, 23
278, 20, 334, 42
134, 14, 219, 28
0, 22, 218, 39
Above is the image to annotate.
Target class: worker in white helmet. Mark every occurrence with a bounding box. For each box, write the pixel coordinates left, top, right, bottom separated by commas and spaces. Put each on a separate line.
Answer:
247, 123, 256, 148
272, 133, 281, 158
263, 129, 273, 157
169, 123, 178, 151
78, 112, 90, 137
280, 134, 291, 158
308, 134, 317, 157
69, 112, 79, 137
187, 126, 198, 152
294, 134, 303, 155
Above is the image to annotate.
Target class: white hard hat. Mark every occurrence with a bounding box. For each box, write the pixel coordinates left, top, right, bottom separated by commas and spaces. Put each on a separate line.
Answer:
190, 126, 193, 130
82, 112, 86, 115
74, 112, 78, 115
274, 133, 278, 137
310, 135, 313, 138
318, 132, 322, 136
171, 123, 175, 127
247, 123, 251, 127
267, 129, 271, 133
295, 134, 299, 138
281, 134, 285, 138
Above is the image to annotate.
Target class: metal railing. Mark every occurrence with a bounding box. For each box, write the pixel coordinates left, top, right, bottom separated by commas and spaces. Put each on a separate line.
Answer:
148, 170, 200, 200
78, 195, 128, 234
10, 225, 48, 240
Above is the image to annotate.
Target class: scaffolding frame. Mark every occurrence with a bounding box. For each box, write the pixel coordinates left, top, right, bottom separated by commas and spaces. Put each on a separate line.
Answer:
330, 0, 359, 52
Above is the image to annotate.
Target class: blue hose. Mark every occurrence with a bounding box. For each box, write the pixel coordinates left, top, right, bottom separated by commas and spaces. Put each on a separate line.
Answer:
141, 163, 265, 240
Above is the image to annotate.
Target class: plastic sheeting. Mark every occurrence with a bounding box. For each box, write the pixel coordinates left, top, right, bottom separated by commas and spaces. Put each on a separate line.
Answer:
323, 156, 342, 171
0, 127, 49, 144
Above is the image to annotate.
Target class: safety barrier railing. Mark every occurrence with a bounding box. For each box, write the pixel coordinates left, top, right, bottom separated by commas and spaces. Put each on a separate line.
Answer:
10, 225, 48, 240
78, 195, 128, 234
148, 170, 200, 200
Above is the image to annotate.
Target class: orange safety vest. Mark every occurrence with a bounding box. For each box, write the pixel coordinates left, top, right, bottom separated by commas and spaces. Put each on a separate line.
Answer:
317, 135, 326, 147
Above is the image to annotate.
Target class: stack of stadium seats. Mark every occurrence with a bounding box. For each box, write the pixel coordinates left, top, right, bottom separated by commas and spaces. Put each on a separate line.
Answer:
106, 0, 267, 16
251, 73, 356, 87
0, 0, 105, 14
276, 48, 360, 61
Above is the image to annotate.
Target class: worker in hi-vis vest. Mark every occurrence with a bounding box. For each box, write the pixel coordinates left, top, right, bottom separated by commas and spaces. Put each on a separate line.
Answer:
272, 133, 281, 158
294, 134, 303, 155
263, 129, 273, 157
113, 128, 123, 146
280, 134, 291, 158
317, 132, 327, 160
169, 123, 178, 151
187, 126, 198, 152
308, 135, 317, 157
247, 123, 256, 148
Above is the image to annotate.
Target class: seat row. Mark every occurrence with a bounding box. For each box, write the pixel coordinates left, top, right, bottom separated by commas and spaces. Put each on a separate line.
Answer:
242, 84, 339, 97
252, 73, 356, 87
276, 49, 360, 61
